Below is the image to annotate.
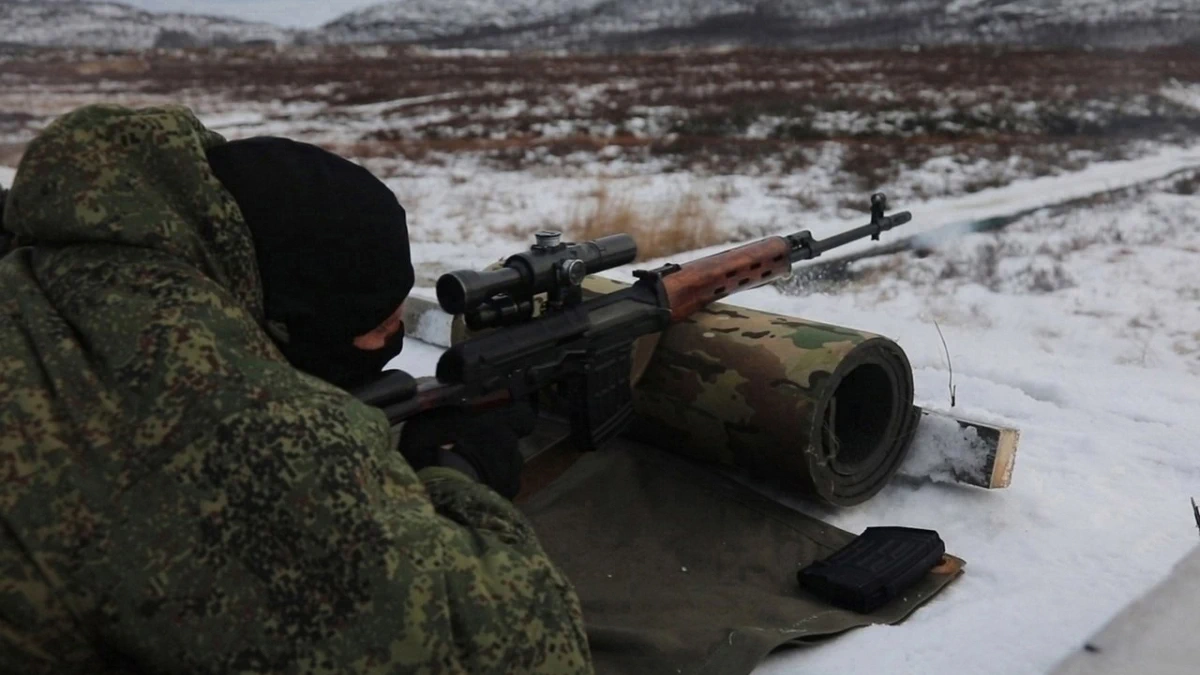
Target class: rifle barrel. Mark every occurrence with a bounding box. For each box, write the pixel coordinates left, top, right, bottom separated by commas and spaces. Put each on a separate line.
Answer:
790, 211, 912, 263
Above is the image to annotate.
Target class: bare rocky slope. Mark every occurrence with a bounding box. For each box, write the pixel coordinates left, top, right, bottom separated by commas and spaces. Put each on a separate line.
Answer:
318, 0, 1200, 50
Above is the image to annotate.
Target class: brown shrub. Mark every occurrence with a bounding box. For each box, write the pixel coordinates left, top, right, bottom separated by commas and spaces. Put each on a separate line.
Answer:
565, 184, 729, 260
72, 57, 150, 76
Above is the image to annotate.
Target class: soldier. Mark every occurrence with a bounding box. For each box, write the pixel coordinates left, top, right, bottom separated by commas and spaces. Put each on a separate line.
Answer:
0, 105, 591, 674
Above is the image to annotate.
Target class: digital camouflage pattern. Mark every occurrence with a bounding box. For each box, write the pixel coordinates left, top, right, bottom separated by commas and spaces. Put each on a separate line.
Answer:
0, 105, 591, 674
581, 277, 918, 507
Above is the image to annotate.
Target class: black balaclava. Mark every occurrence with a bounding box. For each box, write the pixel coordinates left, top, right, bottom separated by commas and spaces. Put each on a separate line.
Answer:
206, 137, 415, 390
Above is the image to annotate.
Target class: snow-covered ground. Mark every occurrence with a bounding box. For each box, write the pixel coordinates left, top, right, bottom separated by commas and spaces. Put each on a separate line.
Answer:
387, 158, 1200, 674
750, 181, 1200, 674
350, 138, 1196, 286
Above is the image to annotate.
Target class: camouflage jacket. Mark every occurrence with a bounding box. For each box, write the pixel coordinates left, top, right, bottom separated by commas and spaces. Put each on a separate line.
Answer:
0, 105, 591, 675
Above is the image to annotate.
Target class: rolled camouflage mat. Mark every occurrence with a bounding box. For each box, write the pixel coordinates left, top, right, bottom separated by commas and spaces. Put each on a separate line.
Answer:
581, 277, 918, 507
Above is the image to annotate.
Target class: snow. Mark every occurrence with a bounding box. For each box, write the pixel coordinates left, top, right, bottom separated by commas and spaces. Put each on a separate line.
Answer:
1053, 546, 1200, 674
947, 0, 1194, 21
321, 0, 600, 43
896, 414, 998, 485
1163, 82, 1200, 112
388, 337, 442, 377
340, 92, 471, 117
358, 134, 1199, 294
386, 156, 1200, 675
196, 111, 269, 130
609, 141, 1200, 272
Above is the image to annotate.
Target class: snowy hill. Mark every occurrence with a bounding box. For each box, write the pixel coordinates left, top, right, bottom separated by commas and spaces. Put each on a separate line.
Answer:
4, 0, 1196, 51
318, 0, 600, 45
320, 0, 1200, 49
0, 0, 291, 50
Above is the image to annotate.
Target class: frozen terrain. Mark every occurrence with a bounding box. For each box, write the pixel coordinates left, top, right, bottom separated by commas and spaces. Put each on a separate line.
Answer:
386, 158, 1200, 675
3, 44, 1199, 675
749, 172, 1200, 674
7, 146, 1198, 672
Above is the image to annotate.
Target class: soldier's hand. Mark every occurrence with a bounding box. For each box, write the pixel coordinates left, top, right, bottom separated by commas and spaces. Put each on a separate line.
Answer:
398, 402, 534, 500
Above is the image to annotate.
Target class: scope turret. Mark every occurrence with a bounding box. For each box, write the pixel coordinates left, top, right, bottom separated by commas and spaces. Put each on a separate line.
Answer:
436, 232, 637, 329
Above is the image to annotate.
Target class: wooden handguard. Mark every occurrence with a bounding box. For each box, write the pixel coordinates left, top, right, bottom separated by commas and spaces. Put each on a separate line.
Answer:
661, 237, 793, 322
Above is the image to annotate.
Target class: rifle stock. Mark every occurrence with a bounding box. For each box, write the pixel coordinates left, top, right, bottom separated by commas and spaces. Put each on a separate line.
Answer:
656, 236, 794, 322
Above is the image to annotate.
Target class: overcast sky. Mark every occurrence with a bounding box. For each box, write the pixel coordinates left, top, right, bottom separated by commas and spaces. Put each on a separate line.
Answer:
119, 0, 383, 28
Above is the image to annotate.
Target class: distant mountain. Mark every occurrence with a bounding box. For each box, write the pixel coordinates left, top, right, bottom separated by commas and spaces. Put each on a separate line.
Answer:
0, 0, 291, 50
2, 0, 1197, 51
318, 0, 1200, 50
317, 0, 599, 45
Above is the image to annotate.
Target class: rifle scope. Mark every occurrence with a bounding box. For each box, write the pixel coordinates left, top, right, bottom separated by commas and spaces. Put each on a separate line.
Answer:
437, 232, 637, 324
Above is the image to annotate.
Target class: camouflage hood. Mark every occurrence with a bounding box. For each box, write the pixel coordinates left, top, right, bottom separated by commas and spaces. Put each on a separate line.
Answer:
0, 105, 591, 674
3, 104, 265, 321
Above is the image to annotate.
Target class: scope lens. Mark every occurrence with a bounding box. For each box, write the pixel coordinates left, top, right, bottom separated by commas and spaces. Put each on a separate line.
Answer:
436, 273, 470, 314
437, 266, 525, 315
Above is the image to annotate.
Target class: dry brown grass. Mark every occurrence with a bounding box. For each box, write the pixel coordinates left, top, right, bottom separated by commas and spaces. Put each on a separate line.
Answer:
565, 184, 729, 261
0, 143, 24, 169
72, 57, 151, 76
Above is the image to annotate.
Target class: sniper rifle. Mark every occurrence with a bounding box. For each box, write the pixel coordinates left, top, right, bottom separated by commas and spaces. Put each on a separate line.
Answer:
353, 193, 912, 451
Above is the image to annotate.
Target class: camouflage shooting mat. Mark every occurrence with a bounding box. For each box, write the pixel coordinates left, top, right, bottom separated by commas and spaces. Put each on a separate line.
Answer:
519, 437, 964, 675
583, 277, 920, 507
